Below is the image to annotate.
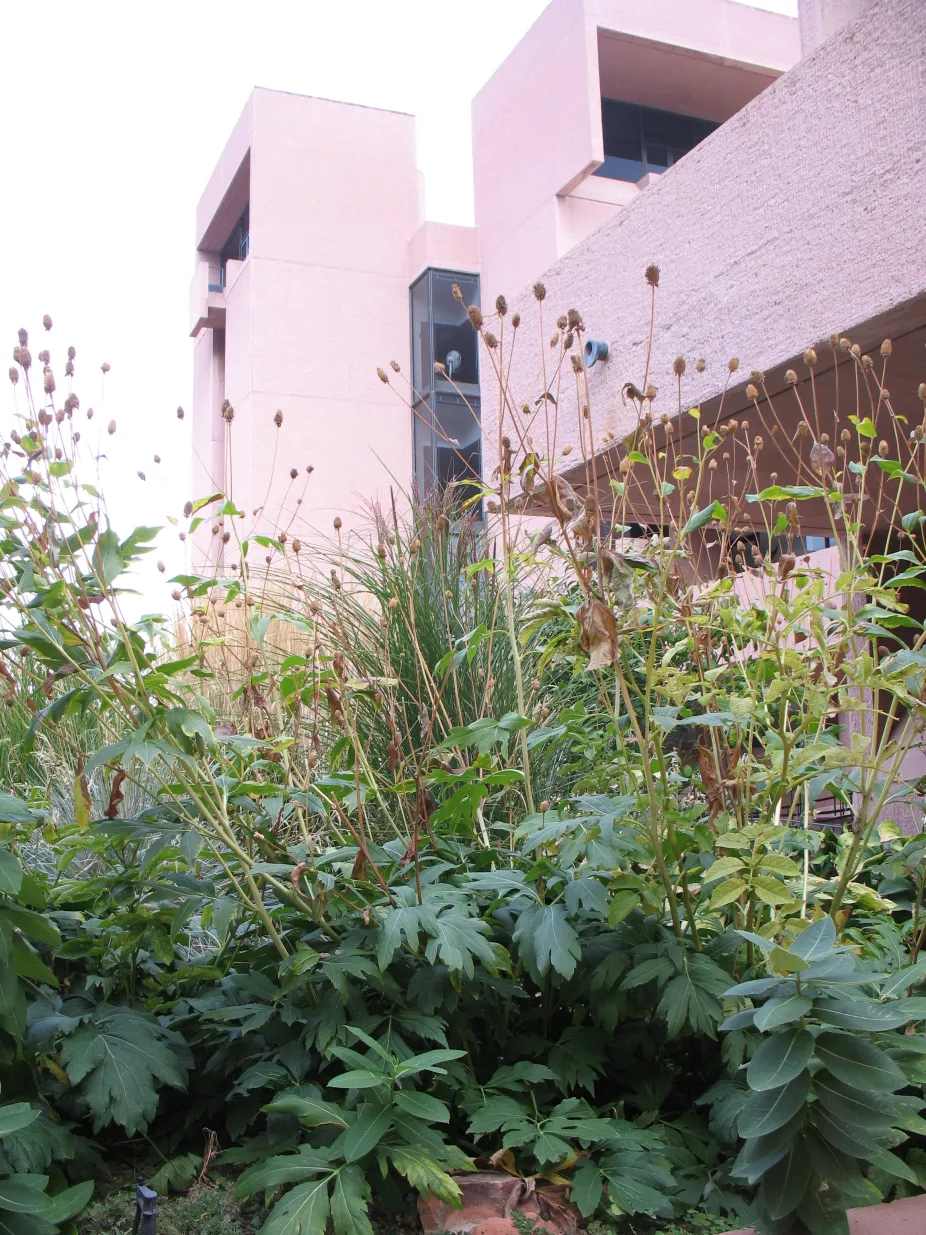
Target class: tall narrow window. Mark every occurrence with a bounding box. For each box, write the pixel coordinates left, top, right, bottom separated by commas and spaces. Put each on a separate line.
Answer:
410, 269, 481, 509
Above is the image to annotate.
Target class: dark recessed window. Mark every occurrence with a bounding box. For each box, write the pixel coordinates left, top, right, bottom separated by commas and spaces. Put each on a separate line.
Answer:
219, 205, 249, 286
596, 100, 718, 182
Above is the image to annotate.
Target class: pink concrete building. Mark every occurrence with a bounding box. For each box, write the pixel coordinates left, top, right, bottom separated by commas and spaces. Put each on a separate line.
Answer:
190, 0, 923, 556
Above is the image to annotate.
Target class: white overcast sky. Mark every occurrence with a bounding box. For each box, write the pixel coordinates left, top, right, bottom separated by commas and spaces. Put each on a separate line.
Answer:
0, 0, 796, 606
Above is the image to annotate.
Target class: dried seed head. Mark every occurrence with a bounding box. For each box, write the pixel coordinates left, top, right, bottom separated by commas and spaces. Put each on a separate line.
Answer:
840, 337, 851, 351
829, 334, 840, 347
183, 500, 193, 518
222, 530, 231, 543
532, 281, 547, 301
176, 405, 184, 419
754, 435, 764, 449
804, 348, 818, 367
561, 444, 573, 456
645, 264, 660, 288
156, 560, 165, 573
512, 312, 521, 328
861, 354, 873, 369
333, 516, 342, 530
8, 367, 17, 386
18, 348, 32, 370
795, 421, 809, 439
330, 568, 342, 590
171, 589, 181, 601
292, 538, 301, 553
550, 333, 559, 348
65, 360, 74, 377
851, 343, 861, 358
696, 358, 706, 373
222, 401, 235, 422
179, 531, 186, 541
154, 454, 161, 464
919, 383, 926, 401
38, 350, 50, 365
451, 283, 463, 303
306, 464, 314, 473
274, 409, 283, 427
820, 432, 830, 444
43, 368, 55, 394
86, 407, 94, 419
645, 384, 657, 401
67, 346, 76, 361
563, 331, 574, 350
390, 359, 400, 372
484, 332, 498, 349
17, 328, 28, 347
101, 361, 111, 373
107, 419, 116, 435
496, 294, 508, 317
290, 467, 298, 479
467, 304, 483, 329
728, 357, 740, 373
556, 315, 568, 331
840, 428, 851, 442
567, 308, 582, 330
708, 459, 717, 470
377, 367, 389, 383
746, 383, 758, 400
879, 440, 889, 457
673, 356, 686, 376
42, 315, 52, 331
571, 354, 583, 373
881, 339, 892, 357
137, 471, 146, 481
786, 369, 799, 385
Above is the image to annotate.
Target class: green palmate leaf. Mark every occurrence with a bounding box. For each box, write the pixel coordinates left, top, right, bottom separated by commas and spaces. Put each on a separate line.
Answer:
58, 1005, 188, 1135
607, 890, 639, 925
753, 994, 813, 1031
0, 795, 32, 826
657, 954, 730, 1038
386, 1144, 464, 1207
763, 1138, 812, 1221
330, 1165, 372, 1235
147, 1153, 200, 1195
738, 1071, 811, 1138
569, 1160, 603, 1218
747, 1029, 814, 1091
467, 1095, 529, 1137
514, 904, 581, 979
423, 908, 495, 978
394, 1049, 466, 1079
710, 878, 747, 908
261, 1177, 331, 1235
815, 1031, 906, 1093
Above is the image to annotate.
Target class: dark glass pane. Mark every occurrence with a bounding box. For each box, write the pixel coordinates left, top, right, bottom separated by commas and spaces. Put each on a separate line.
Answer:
412, 398, 436, 497
644, 143, 671, 173
601, 100, 641, 156
594, 154, 645, 182
432, 271, 479, 387
410, 273, 431, 397
641, 107, 693, 148
434, 394, 481, 504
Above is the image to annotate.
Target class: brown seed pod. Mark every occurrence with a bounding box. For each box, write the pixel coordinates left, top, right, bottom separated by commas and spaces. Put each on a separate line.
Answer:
511, 311, 521, 328
467, 304, 483, 329
377, 367, 389, 383
290, 467, 298, 479
107, 420, 116, 435
786, 369, 799, 385
495, 294, 508, 317
333, 516, 342, 530
176, 405, 184, 419
42, 315, 52, 331
696, 358, 706, 373
532, 281, 546, 301
645, 264, 660, 288
390, 359, 400, 372
881, 339, 892, 357
673, 356, 686, 376
101, 362, 111, 373
157, 560, 165, 573
274, 409, 283, 427
8, 367, 18, 386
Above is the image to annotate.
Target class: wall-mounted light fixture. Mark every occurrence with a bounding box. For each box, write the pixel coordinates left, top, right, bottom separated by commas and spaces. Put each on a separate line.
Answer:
584, 339, 609, 369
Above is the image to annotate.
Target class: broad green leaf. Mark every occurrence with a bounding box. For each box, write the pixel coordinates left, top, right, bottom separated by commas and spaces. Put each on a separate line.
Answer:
326, 1071, 390, 1091
394, 1049, 465, 1079
810, 1106, 878, 1158
0, 795, 32, 826
710, 877, 747, 908
337, 1107, 392, 1163
147, 1153, 200, 1195
394, 1091, 450, 1123
753, 995, 812, 1032
236, 1150, 331, 1198
738, 1072, 811, 1138
768, 947, 809, 974
789, 917, 836, 962
814, 1073, 900, 1130
34, 1181, 94, 1224
532, 904, 581, 979
747, 1029, 814, 1091
0, 1177, 50, 1213
0, 850, 23, 898
763, 1138, 811, 1220
815, 1032, 906, 1093
816, 998, 912, 1032
264, 1095, 347, 1128
0, 1105, 38, 1138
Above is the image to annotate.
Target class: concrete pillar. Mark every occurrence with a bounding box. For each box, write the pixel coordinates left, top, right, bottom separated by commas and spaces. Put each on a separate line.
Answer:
798, 0, 872, 56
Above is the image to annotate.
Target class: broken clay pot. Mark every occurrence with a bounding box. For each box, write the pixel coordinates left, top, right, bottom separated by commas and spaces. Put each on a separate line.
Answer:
418, 1173, 578, 1235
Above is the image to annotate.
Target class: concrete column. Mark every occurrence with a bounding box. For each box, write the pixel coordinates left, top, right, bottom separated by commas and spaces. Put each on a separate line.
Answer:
798, 0, 873, 56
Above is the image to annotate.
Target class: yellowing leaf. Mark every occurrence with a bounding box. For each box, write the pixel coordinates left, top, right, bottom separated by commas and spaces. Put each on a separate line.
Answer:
74, 774, 92, 832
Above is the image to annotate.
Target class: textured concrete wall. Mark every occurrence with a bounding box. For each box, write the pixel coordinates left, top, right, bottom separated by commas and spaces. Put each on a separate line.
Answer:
483, 0, 926, 481
798, 0, 873, 55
